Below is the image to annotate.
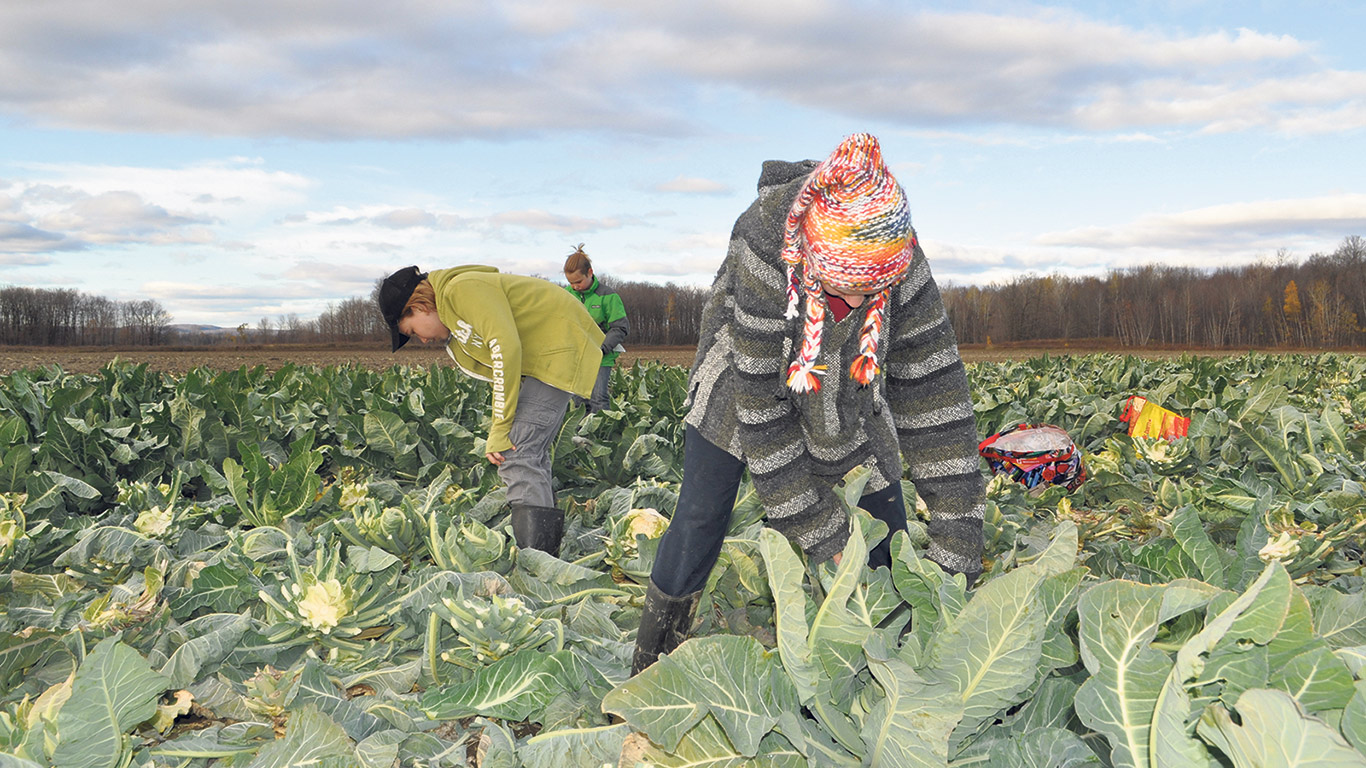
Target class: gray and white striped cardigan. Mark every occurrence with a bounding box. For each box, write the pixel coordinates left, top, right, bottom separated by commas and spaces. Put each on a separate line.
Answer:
683, 158, 986, 578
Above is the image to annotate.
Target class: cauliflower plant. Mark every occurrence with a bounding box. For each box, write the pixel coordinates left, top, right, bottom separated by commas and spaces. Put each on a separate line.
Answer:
1259, 531, 1302, 563
294, 578, 353, 634
625, 508, 668, 540
257, 539, 398, 652
602, 507, 670, 584
434, 592, 563, 666
0, 506, 22, 568
134, 505, 175, 538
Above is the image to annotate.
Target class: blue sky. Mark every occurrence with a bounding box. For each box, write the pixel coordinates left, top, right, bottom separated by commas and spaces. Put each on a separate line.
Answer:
2, 0, 1365, 326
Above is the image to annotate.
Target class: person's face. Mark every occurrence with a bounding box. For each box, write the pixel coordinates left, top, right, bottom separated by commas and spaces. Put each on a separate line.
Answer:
397, 309, 450, 344
566, 270, 593, 292
822, 284, 875, 307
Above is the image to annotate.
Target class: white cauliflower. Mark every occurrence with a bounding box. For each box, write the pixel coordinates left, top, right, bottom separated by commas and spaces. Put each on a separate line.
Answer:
295, 578, 352, 633
625, 508, 669, 540
1258, 531, 1301, 563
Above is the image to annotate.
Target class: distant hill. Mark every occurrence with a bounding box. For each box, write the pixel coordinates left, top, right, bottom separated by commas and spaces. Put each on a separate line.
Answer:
169, 324, 236, 336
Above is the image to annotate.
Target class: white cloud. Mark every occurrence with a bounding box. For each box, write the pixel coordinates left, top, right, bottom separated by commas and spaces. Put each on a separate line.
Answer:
487, 209, 634, 233
651, 175, 731, 195
1038, 194, 1366, 250
1, 186, 212, 254
0, 161, 313, 258
0, 2, 1361, 138
371, 208, 440, 229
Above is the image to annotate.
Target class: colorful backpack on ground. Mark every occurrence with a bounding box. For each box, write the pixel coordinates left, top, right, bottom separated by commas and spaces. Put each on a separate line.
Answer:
978, 423, 1087, 492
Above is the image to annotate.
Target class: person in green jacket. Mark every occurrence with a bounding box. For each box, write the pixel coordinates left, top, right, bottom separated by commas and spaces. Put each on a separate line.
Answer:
563, 244, 629, 412
378, 264, 605, 556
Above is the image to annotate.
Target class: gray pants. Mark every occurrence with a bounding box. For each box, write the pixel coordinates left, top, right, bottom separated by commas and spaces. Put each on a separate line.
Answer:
572, 366, 613, 412
498, 376, 571, 508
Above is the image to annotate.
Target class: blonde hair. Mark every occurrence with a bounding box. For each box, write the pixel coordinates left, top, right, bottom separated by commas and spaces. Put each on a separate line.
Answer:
564, 243, 592, 278
402, 280, 436, 318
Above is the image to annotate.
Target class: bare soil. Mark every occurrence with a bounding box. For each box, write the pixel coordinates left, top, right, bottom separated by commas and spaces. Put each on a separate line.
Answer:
0, 341, 1353, 376
0, 343, 699, 375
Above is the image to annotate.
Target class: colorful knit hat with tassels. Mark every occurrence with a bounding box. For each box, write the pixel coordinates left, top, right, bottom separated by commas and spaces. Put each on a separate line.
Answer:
782, 133, 915, 393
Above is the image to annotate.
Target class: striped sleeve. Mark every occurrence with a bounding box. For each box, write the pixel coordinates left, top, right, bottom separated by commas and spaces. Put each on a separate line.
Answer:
882, 243, 986, 581
726, 210, 850, 562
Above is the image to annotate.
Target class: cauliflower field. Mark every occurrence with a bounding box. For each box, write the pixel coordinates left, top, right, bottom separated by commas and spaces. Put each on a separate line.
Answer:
1, 353, 1364, 767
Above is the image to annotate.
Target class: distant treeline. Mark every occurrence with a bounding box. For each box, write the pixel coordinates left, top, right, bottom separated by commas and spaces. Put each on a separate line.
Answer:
943, 236, 1366, 349
0, 288, 175, 346
5, 238, 1363, 350
0, 275, 712, 348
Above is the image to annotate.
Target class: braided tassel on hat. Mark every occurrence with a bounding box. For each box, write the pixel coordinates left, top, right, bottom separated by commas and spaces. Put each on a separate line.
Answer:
848, 289, 888, 385
780, 133, 914, 393
785, 280, 827, 392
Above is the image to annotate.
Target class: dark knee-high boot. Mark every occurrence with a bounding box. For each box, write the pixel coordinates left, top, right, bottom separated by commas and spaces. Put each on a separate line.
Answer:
510, 504, 564, 557
631, 579, 701, 676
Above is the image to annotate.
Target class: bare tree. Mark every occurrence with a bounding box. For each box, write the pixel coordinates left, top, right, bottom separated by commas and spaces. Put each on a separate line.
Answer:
120, 299, 172, 346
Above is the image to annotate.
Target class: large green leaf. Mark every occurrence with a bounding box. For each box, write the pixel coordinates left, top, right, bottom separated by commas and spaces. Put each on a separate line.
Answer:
520, 724, 629, 768
618, 715, 806, 768
1074, 580, 1174, 768
0, 443, 32, 493
923, 561, 1047, 726
1197, 688, 1366, 768
924, 522, 1076, 730
810, 514, 876, 651
759, 527, 818, 704
890, 533, 965, 653
0, 630, 64, 692
293, 657, 391, 742
363, 410, 417, 458
1306, 588, 1366, 649
601, 650, 706, 753
24, 470, 100, 512
604, 635, 798, 757
959, 727, 1103, 767
1269, 645, 1358, 712
1037, 568, 1085, 672
421, 649, 575, 722
246, 704, 354, 768
1343, 681, 1366, 753
1170, 506, 1228, 588
860, 639, 961, 766
52, 525, 168, 583
51, 636, 171, 768
169, 560, 258, 618
622, 433, 678, 481
354, 729, 408, 768
158, 613, 252, 689
1151, 562, 1281, 768
148, 722, 275, 762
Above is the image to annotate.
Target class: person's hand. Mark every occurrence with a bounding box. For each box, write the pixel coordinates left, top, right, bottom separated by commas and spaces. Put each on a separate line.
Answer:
486, 444, 515, 465
831, 552, 842, 566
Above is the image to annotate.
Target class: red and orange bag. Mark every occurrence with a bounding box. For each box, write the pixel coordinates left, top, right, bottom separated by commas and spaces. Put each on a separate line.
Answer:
1120, 396, 1189, 440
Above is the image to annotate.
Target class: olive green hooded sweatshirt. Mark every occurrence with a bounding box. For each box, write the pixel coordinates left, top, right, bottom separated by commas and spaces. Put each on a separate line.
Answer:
428, 266, 604, 453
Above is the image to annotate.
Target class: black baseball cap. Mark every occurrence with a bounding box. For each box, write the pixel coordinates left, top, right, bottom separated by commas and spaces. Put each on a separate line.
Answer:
378, 266, 427, 351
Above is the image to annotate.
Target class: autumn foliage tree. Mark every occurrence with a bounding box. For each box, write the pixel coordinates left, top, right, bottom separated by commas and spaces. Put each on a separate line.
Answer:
940, 236, 1366, 349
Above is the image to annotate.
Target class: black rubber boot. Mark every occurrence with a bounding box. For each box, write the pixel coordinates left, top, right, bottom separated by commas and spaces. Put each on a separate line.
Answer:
510, 504, 564, 557
631, 579, 701, 676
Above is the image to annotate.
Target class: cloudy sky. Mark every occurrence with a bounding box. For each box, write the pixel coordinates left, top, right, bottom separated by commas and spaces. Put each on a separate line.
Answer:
3, 0, 1365, 326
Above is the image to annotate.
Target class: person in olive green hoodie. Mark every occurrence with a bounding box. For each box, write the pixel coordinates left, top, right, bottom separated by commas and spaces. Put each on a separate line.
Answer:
563, 244, 629, 412
378, 264, 605, 556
